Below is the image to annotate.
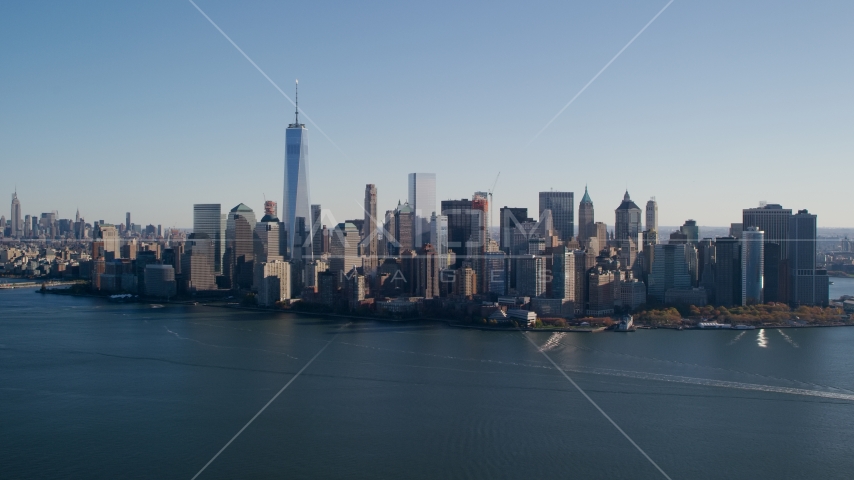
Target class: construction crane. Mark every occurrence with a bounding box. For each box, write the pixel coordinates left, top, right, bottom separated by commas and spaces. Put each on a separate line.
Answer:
488, 171, 500, 235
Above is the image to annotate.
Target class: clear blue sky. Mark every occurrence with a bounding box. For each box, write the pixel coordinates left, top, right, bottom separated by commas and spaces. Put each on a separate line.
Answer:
2, 0, 852, 229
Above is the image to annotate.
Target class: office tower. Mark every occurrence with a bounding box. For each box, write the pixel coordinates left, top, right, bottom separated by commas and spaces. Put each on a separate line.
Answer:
454, 264, 477, 297
193, 204, 225, 274
697, 238, 716, 297
743, 203, 792, 301
255, 208, 283, 264
382, 209, 396, 255
182, 233, 217, 291
283, 80, 313, 260
516, 254, 547, 297
552, 245, 587, 311
645, 197, 658, 233
394, 201, 415, 252
594, 222, 608, 252
485, 251, 507, 295
329, 222, 360, 285
430, 212, 449, 266
423, 244, 441, 299
442, 198, 474, 260
499, 207, 532, 255
743, 203, 792, 253
254, 260, 291, 306
10, 191, 22, 238
789, 210, 827, 306
225, 203, 256, 290
578, 187, 595, 245
680, 220, 699, 244
24, 215, 31, 238
539, 191, 574, 241
311, 204, 323, 257
714, 237, 742, 307
144, 265, 176, 298
126, 212, 131, 232
614, 191, 642, 241
408, 173, 436, 246
729, 223, 743, 239
587, 267, 616, 316
742, 227, 764, 305
364, 184, 378, 268
466, 192, 489, 293
95, 224, 120, 259
648, 244, 693, 302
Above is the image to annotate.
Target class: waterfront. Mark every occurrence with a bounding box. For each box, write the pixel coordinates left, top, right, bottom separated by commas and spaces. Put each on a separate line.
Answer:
3, 288, 854, 479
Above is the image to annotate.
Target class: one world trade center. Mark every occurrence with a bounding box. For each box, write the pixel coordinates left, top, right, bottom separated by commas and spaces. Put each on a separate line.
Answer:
283, 80, 313, 261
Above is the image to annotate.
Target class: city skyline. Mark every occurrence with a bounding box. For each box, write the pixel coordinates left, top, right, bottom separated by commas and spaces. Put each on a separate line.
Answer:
2, 2, 853, 227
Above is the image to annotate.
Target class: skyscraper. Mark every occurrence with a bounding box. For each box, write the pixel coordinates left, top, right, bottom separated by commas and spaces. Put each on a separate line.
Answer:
10, 191, 22, 238
364, 184, 378, 268
742, 227, 764, 305
743, 203, 792, 302
283, 80, 312, 261
193, 204, 225, 274
442, 198, 474, 260
578, 186, 594, 245
680, 220, 699, 244
539, 191, 574, 241
126, 212, 131, 232
470, 192, 489, 293
645, 197, 658, 233
615, 191, 642, 241
224, 203, 256, 290
311, 204, 323, 257
408, 173, 436, 246
394, 201, 415, 252
789, 210, 827, 306
648, 244, 693, 302
714, 237, 742, 307
430, 212, 449, 266
329, 222, 360, 285
499, 207, 531, 254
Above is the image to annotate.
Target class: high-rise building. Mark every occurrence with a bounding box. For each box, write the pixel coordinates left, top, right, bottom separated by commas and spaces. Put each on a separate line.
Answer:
714, 237, 741, 307
552, 245, 587, 313
645, 197, 658, 233
430, 212, 449, 266
594, 222, 608, 252
516, 254, 547, 297
182, 233, 217, 292
743, 203, 792, 301
254, 260, 291, 306
578, 187, 595, 246
470, 192, 489, 293
742, 227, 764, 305
680, 220, 699, 244
10, 191, 22, 238
648, 244, 693, 302
789, 210, 827, 306
408, 173, 436, 246
615, 191, 642, 241
394, 201, 415, 253
224, 203, 256, 290
500, 207, 530, 254
193, 204, 225, 274
363, 184, 378, 270
126, 212, 131, 233
329, 222, 360, 285
442, 198, 474, 260
539, 191, 574, 241
255, 209, 283, 264
311, 204, 323, 257
283, 80, 313, 261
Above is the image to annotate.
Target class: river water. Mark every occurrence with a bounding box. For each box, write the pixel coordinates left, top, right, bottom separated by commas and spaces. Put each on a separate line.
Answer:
2, 288, 854, 479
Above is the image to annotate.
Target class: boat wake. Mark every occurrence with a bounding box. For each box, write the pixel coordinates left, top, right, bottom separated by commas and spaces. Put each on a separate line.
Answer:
560, 364, 854, 402
539, 333, 565, 352
777, 329, 800, 348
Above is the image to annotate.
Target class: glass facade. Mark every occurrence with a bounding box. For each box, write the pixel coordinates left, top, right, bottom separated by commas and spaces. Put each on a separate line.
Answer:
408, 173, 436, 246
193, 204, 224, 274
283, 124, 312, 260
742, 227, 765, 305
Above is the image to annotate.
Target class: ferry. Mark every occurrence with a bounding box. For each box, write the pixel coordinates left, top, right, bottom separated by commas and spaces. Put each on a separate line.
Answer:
732, 324, 756, 330
615, 315, 636, 332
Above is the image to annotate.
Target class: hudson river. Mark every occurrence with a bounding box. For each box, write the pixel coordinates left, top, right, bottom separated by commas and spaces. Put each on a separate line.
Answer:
2, 287, 854, 479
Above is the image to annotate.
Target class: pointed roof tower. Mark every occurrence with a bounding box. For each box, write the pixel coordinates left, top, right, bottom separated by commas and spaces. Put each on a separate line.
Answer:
581, 185, 593, 204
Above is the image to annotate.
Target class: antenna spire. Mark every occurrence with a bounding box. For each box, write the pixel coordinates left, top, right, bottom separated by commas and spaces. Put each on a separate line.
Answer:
294, 79, 299, 125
